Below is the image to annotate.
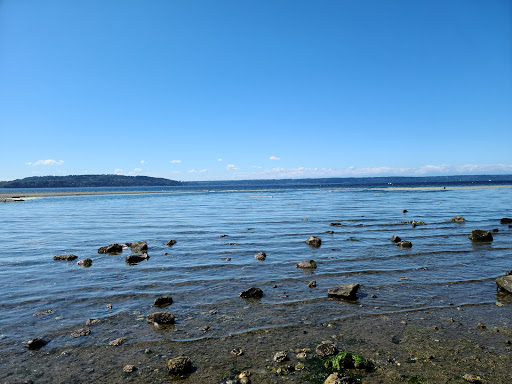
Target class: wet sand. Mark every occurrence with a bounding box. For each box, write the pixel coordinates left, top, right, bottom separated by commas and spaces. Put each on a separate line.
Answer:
2, 300, 512, 383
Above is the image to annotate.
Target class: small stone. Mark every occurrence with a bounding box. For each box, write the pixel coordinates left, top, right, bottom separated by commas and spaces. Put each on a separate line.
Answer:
238, 287, 263, 299
86, 318, 100, 326
254, 252, 266, 261
273, 351, 288, 362
308, 280, 317, 288
462, 374, 482, 383
70, 328, 91, 338
296, 260, 317, 269
219, 234, 229, 238
390, 235, 402, 243
109, 337, 126, 346
77, 258, 92, 267
123, 365, 136, 373
326, 230, 335, 234
451, 216, 466, 222
496, 302, 504, 307
397, 241, 412, 248
328, 283, 360, 300
106, 303, 112, 309
144, 348, 152, 354
240, 377, 250, 384
295, 363, 305, 370
23, 338, 48, 350
167, 356, 192, 375
33, 309, 53, 316
297, 352, 307, 359
402, 209, 408, 213
238, 370, 251, 378
477, 322, 486, 329
316, 342, 339, 358
231, 348, 243, 356
329, 222, 342, 226
305, 236, 322, 248
53, 254, 78, 261
154, 296, 173, 307
166, 240, 177, 246
147, 312, 175, 325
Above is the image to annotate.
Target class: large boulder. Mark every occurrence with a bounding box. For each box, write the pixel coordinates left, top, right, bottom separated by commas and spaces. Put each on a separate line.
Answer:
154, 296, 173, 307
296, 260, 317, 269
254, 252, 266, 261
131, 241, 148, 254
77, 258, 92, 267
306, 236, 322, 248
166, 240, 177, 247
469, 230, 493, 242
98, 243, 123, 254
125, 254, 149, 264
53, 254, 78, 261
147, 312, 175, 325
451, 216, 466, 222
328, 283, 360, 300
390, 235, 401, 243
496, 275, 512, 294
238, 287, 263, 299
500, 218, 512, 224
167, 356, 192, 375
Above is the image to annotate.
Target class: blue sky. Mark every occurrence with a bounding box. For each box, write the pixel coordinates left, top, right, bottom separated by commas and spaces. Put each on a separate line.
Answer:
1, 0, 511, 181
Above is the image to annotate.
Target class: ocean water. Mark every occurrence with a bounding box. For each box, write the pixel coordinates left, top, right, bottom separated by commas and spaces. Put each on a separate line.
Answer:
1, 179, 511, 355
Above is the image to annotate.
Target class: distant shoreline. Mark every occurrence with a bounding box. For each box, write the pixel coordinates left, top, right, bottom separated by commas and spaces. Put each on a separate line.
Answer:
2, 184, 512, 202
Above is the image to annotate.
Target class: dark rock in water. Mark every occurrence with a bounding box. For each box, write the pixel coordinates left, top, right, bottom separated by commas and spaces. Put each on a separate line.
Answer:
496, 275, 512, 294
451, 216, 466, 222
296, 260, 317, 269
239, 287, 263, 299
326, 230, 335, 234
402, 209, 408, 213
500, 218, 512, 224
166, 240, 177, 247
53, 254, 78, 261
70, 328, 91, 338
390, 236, 401, 243
125, 254, 149, 264
254, 252, 266, 261
77, 258, 92, 267
308, 280, 317, 288
305, 236, 322, 248
316, 342, 339, 359
98, 243, 123, 254
469, 230, 493, 242
154, 296, 173, 307
167, 356, 192, 375
131, 241, 148, 254
147, 312, 175, 325
328, 283, 360, 300
493, 228, 499, 232
397, 241, 412, 248
329, 222, 342, 226
23, 338, 48, 350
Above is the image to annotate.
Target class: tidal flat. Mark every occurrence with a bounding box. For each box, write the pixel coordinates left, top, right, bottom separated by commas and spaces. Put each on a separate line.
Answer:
1, 182, 511, 383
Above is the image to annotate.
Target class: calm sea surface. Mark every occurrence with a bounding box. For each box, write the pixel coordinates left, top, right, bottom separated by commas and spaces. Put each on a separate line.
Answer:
1, 179, 511, 354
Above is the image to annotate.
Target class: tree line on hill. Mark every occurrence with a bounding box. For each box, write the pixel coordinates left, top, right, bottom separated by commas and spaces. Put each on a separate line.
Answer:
0, 175, 183, 188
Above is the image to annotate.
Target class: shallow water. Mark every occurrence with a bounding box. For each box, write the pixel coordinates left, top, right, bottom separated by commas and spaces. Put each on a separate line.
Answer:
1, 185, 511, 355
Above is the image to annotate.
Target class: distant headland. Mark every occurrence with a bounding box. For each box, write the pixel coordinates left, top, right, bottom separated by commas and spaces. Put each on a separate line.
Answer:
0, 175, 182, 188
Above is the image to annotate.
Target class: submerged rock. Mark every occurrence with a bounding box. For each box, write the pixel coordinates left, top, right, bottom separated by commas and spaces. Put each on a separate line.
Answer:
77, 258, 92, 267
308, 280, 317, 288
167, 356, 192, 375
469, 230, 493, 242
296, 260, 317, 269
390, 235, 401, 243
125, 254, 149, 264
451, 216, 466, 222
238, 287, 263, 299
166, 240, 177, 246
130, 241, 148, 254
328, 283, 360, 300
254, 252, 266, 261
109, 337, 127, 346
53, 254, 78, 261
98, 243, 123, 254
147, 312, 175, 325
70, 328, 91, 338
496, 275, 512, 294
397, 240, 412, 248
329, 222, 342, 226
306, 236, 322, 248
500, 218, 512, 224
154, 296, 173, 307
23, 338, 48, 350
316, 342, 339, 359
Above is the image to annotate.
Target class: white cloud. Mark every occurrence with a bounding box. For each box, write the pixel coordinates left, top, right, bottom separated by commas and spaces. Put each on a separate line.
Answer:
199, 169, 208, 173
114, 168, 124, 174
226, 164, 239, 171
26, 159, 64, 166
170, 160, 182, 164
269, 156, 280, 160
140, 160, 145, 164
134, 168, 143, 172
188, 169, 197, 173
217, 158, 223, 162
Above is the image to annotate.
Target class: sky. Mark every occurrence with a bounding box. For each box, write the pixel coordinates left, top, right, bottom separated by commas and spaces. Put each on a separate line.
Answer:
1, 0, 511, 181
